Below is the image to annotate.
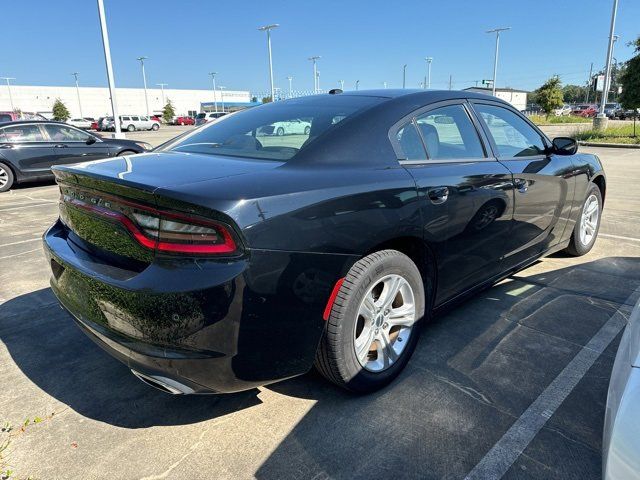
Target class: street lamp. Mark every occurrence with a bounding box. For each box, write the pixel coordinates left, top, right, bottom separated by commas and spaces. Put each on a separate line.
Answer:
287, 76, 293, 98
136, 56, 150, 116
208, 72, 218, 112
597, 0, 619, 124
71, 73, 83, 118
355, 80, 360, 90
96, 0, 122, 138
219, 86, 226, 112
425, 57, 433, 89
486, 27, 510, 96
258, 24, 279, 102
156, 83, 168, 107
316, 70, 321, 93
403, 64, 407, 89
339, 79, 344, 90
308, 56, 321, 93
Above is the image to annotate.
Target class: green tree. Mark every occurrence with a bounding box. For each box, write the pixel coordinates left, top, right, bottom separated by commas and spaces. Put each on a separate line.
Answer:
52, 98, 70, 121
162, 100, 175, 123
562, 84, 587, 104
261, 96, 272, 104
620, 36, 640, 111
537, 77, 564, 117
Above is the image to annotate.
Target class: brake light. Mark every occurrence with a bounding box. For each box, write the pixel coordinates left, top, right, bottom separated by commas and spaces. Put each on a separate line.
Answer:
64, 194, 238, 255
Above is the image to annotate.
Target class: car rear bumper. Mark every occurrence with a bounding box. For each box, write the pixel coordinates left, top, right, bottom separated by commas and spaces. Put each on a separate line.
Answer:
43, 219, 357, 393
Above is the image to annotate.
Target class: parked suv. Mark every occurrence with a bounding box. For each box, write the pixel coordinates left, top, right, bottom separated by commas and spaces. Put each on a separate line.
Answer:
119, 115, 160, 132
195, 111, 227, 126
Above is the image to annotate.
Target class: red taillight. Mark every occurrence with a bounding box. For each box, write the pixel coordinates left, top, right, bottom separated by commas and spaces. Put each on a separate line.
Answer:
65, 195, 238, 255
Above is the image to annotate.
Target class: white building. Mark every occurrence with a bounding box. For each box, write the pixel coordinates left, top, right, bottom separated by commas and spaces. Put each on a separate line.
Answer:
463, 87, 528, 111
0, 84, 252, 118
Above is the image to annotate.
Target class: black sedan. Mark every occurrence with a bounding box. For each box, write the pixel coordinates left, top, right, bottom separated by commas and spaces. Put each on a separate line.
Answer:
43, 90, 605, 394
0, 121, 152, 192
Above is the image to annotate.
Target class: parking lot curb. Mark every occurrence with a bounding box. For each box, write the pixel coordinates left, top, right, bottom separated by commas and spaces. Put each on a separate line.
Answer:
578, 141, 640, 149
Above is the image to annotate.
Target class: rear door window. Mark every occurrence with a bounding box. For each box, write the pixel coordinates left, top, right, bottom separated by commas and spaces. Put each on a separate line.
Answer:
396, 122, 426, 161
0, 124, 45, 142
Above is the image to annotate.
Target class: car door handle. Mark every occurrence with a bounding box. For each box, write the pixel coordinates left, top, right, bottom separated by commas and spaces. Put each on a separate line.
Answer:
428, 186, 449, 205
53, 144, 68, 148
514, 178, 528, 193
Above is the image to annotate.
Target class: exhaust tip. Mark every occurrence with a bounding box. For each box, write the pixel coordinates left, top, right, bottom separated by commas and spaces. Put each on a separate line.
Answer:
131, 370, 195, 395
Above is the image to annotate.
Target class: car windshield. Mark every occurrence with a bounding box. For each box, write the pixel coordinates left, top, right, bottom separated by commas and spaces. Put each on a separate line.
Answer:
195, 113, 206, 119
162, 95, 383, 161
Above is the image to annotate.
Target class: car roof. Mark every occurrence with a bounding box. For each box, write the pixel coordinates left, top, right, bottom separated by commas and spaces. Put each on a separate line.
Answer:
0, 120, 63, 126
340, 88, 509, 102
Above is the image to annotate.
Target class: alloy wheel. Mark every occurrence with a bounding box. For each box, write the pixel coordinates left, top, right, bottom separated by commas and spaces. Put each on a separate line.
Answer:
0, 166, 8, 189
353, 274, 416, 372
579, 194, 599, 246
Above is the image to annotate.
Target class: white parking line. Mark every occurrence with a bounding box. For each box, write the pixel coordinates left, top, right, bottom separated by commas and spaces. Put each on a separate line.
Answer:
464, 286, 640, 480
600, 233, 640, 243
0, 237, 42, 248
0, 202, 57, 212
0, 248, 41, 260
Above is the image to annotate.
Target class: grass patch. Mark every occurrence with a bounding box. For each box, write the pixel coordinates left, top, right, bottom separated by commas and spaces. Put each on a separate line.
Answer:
575, 124, 640, 145
528, 115, 591, 125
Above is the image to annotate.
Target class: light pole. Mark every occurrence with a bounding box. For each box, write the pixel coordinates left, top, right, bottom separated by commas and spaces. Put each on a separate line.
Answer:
425, 57, 433, 89
96, 0, 122, 138
156, 83, 168, 107
219, 86, 226, 111
308, 56, 320, 93
339, 79, 344, 90
383, 81, 387, 89
355, 79, 360, 90
316, 70, 321, 93
136, 56, 150, 116
287, 76, 293, 98
486, 27, 510, 96
597, 0, 619, 124
208, 72, 218, 112
1, 77, 16, 111
71, 73, 83, 118
258, 24, 279, 102
403, 64, 407, 89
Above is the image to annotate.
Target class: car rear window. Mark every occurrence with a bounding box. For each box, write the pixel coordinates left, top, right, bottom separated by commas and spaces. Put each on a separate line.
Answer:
163, 95, 383, 161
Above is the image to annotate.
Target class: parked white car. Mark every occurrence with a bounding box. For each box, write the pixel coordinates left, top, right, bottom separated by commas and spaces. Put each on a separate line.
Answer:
67, 118, 92, 130
554, 105, 573, 116
260, 119, 312, 136
119, 115, 160, 132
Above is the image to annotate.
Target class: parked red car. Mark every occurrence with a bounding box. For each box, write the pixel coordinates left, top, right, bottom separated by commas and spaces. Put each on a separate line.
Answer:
174, 116, 195, 126
573, 104, 598, 118
90, 121, 98, 130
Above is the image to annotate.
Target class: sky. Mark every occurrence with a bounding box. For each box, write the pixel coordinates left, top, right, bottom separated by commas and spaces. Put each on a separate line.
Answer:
2, 0, 639, 94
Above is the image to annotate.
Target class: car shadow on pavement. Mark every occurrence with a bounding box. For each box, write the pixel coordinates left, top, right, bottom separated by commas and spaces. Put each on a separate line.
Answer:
256, 256, 640, 480
0, 288, 261, 429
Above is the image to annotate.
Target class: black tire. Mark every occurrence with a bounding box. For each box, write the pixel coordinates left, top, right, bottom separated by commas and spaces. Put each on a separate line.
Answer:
276, 127, 285, 136
127, 124, 135, 132
304, 126, 311, 135
315, 250, 426, 393
0, 162, 15, 192
565, 184, 603, 256
152, 123, 159, 131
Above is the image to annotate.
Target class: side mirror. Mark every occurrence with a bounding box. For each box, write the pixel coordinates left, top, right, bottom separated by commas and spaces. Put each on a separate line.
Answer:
86, 136, 97, 145
552, 137, 577, 156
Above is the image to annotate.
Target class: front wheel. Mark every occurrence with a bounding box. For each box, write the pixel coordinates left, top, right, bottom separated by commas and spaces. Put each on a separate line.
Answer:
152, 123, 159, 131
127, 124, 135, 132
565, 184, 603, 256
315, 250, 425, 393
304, 126, 311, 135
276, 127, 285, 136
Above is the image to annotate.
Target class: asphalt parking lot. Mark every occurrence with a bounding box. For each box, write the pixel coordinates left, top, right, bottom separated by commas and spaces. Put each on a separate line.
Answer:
1, 146, 639, 480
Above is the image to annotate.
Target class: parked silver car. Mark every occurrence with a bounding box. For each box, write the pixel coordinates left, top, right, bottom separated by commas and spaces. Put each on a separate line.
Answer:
603, 297, 640, 480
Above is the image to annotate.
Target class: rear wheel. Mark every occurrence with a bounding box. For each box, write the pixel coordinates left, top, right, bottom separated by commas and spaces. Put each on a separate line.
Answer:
304, 126, 311, 135
315, 250, 425, 393
0, 162, 15, 192
152, 123, 159, 131
565, 184, 602, 256
127, 124, 135, 132
276, 127, 285, 136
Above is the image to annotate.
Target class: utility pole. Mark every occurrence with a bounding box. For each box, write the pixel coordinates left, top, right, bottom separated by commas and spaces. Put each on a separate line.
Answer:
219, 86, 226, 111
449, 75, 452, 90
156, 83, 168, 107
585, 62, 593, 103
71, 73, 83, 118
136, 56, 150, 116
208, 72, 218, 112
308, 56, 320, 93
486, 27, 510, 96
287, 76, 293, 98
596, 0, 619, 128
403, 64, 407, 89
258, 24, 279, 102
96, 0, 122, 138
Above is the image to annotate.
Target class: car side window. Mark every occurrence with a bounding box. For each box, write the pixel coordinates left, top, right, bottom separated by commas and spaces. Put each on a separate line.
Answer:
132, 116, 140, 121
396, 122, 427, 161
0, 125, 45, 142
43, 124, 89, 142
475, 104, 546, 158
415, 105, 485, 160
